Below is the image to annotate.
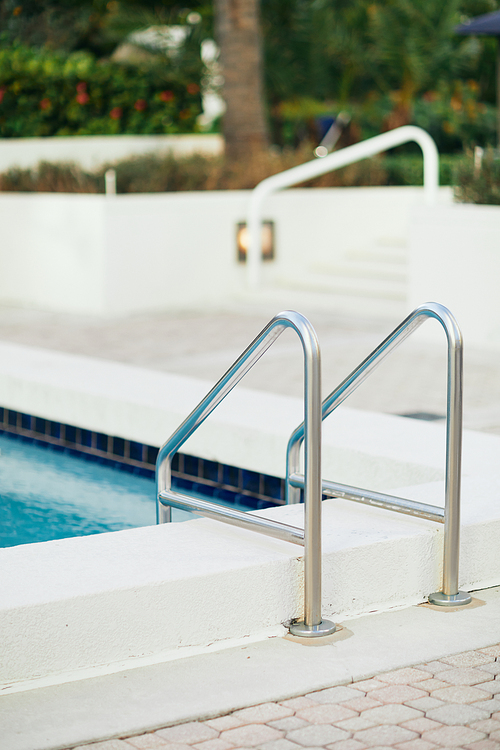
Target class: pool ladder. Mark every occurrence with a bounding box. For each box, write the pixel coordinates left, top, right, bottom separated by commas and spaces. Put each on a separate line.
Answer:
156, 302, 471, 639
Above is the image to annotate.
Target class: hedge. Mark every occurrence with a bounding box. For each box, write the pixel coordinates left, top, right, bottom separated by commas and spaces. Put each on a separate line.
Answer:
0, 44, 203, 137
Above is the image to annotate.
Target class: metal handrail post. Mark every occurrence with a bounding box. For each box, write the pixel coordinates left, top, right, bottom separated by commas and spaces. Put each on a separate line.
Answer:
247, 125, 439, 289
156, 310, 336, 637
286, 302, 471, 607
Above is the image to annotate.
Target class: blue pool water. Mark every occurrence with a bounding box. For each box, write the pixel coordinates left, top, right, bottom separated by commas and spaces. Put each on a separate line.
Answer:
0, 434, 243, 548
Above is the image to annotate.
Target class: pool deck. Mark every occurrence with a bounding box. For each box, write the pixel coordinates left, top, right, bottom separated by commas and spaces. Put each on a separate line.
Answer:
2, 302, 500, 750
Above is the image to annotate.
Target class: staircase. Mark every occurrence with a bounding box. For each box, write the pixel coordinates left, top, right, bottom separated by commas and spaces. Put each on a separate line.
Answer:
269, 238, 409, 320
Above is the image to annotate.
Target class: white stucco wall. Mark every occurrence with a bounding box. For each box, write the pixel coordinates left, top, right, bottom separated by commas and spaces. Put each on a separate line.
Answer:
409, 204, 500, 349
0, 134, 223, 172
0, 186, 441, 316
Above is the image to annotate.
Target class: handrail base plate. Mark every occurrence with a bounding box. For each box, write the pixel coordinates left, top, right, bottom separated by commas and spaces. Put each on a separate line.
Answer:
428, 590, 472, 607
289, 619, 337, 638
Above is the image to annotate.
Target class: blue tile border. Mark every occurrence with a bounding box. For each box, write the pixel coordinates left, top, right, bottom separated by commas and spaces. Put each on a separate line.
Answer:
0, 407, 286, 509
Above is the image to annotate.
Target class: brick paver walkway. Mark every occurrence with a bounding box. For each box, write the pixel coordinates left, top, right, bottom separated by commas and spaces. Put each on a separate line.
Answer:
71, 645, 500, 750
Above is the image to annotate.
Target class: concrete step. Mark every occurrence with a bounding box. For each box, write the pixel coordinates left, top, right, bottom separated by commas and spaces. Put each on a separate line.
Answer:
282, 273, 406, 301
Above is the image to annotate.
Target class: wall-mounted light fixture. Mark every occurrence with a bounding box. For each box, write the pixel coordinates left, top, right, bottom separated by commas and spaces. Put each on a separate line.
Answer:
236, 221, 275, 263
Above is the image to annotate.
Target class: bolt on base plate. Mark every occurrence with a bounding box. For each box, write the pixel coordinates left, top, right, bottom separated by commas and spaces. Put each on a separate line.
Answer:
428, 590, 472, 606
289, 619, 337, 638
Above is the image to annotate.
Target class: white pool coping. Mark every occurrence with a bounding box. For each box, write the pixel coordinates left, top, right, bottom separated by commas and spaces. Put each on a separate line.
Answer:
2, 585, 500, 750
1, 341, 500, 697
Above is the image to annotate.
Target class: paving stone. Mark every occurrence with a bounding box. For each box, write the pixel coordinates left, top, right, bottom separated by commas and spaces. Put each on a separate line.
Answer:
335, 716, 379, 732
421, 725, 486, 746
410, 679, 448, 692
351, 679, 387, 693
479, 647, 500, 658
378, 668, 431, 685
286, 724, 350, 746
325, 740, 367, 750
404, 697, 445, 712
232, 703, 294, 725
256, 739, 302, 750
430, 685, 492, 703
399, 718, 443, 734
440, 652, 495, 669
438, 668, 494, 686
206, 717, 243, 732
354, 724, 418, 746
426, 703, 490, 726
481, 663, 500, 676
369, 685, 428, 704
491, 731, 500, 741
267, 718, 309, 732
279, 697, 318, 710
477, 682, 500, 695
463, 739, 500, 750
475, 698, 500, 715
193, 740, 233, 750
359, 704, 423, 726
307, 686, 366, 704
394, 740, 440, 750
221, 724, 283, 747
79, 742, 139, 750
124, 735, 170, 748
417, 662, 453, 675
470, 719, 500, 733
156, 724, 220, 745
339, 696, 383, 713
295, 703, 358, 724
493, 712, 500, 721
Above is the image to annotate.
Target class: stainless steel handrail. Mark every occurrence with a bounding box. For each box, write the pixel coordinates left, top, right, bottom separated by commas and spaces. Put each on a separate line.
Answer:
247, 125, 439, 289
156, 310, 336, 638
286, 302, 471, 607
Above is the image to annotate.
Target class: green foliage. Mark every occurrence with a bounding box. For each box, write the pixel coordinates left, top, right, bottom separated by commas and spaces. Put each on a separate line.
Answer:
0, 43, 202, 137
454, 147, 500, 203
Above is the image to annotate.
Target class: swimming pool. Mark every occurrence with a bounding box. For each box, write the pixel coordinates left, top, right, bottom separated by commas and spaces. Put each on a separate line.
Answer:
0, 434, 252, 547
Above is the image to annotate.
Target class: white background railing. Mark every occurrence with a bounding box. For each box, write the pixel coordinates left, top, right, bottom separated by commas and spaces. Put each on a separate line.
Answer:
246, 125, 439, 289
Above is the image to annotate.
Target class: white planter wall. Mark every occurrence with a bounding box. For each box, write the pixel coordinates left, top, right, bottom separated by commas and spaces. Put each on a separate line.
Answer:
0, 186, 439, 316
0, 133, 223, 172
409, 204, 500, 349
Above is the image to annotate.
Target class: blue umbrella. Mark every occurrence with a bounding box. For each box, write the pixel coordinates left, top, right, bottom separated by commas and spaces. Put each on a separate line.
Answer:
456, 10, 500, 144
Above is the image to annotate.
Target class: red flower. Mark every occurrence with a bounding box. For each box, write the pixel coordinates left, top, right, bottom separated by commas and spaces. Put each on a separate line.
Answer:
40, 98, 51, 110
0, 87, 6, 104
109, 107, 122, 120
76, 82, 87, 93
134, 99, 146, 111
186, 83, 199, 95
159, 90, 174, 102
76, 92, 89, 105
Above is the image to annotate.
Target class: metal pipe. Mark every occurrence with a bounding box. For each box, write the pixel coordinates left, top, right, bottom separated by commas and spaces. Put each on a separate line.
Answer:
289, 473, 445, 523
247, 126, 439, 289
156, 310, 336, 637
159, 489, 305, 545
286, 302, 471, 607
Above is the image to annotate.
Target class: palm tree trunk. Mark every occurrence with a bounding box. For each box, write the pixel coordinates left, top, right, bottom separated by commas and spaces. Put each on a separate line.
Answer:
214, 0, 269, 162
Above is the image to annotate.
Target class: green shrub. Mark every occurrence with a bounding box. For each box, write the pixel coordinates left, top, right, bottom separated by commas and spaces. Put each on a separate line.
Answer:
0, 44, 202, 137
454, 149, 500, 205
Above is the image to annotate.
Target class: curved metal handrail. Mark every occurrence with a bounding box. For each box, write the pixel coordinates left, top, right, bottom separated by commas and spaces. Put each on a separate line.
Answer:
286, 302, 471, 607
156, 310, 336, 637
247, 125, 439, 289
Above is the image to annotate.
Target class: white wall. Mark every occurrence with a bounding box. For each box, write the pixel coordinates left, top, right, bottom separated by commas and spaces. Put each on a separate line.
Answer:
0, 134, 223, 172
0, 186, 439, 316
409, 204, 500, 349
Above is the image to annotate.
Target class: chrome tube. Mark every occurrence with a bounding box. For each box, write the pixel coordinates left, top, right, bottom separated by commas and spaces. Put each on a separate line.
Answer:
286, 302, 471, 607
289, 473, 445, 523
159, 489, 305, 545
156, 310, 336, 636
